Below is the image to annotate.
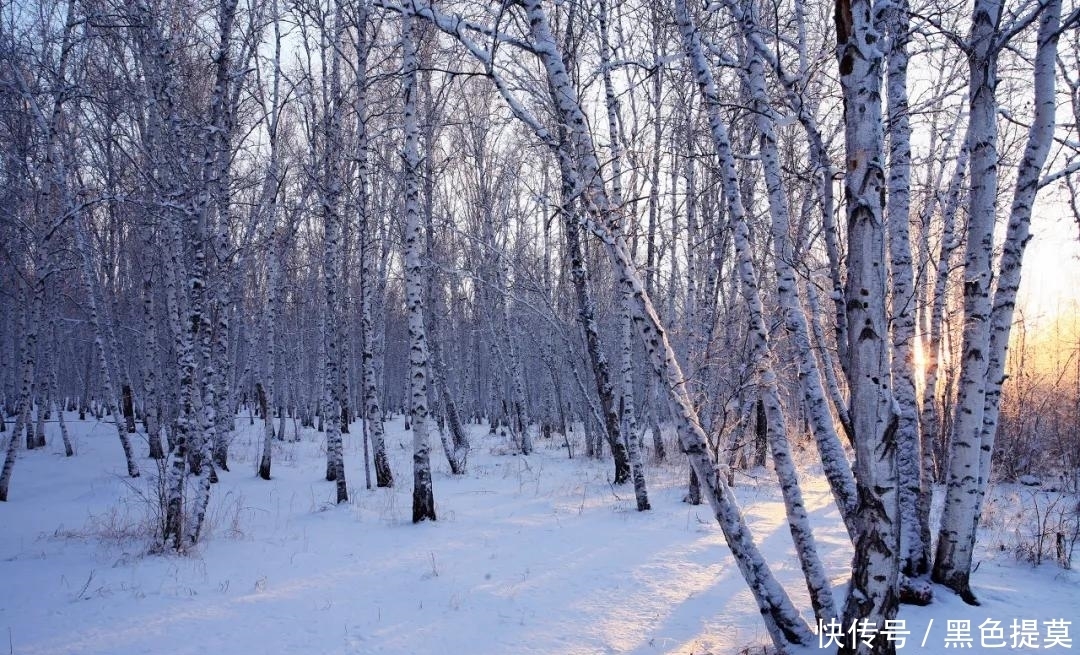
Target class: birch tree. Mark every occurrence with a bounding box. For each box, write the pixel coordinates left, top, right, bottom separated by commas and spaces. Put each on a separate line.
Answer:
931, 0, 1007, 603
835, 0, 901, 644
934, 0, 1064, 602
977, 0, 1064, 502
402, 9, 436, 523
598, 0, 649, 511
256, 0, 286, 480
320, 0, 348, 504
878, 0, 933, 601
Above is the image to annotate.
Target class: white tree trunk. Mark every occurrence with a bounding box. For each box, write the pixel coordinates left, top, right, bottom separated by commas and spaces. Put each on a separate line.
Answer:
805, 280, 854, 441
353, 2, 393, 489
403, 11, 435, 523
141, 254, 164, 460
257, 0, 284, 480
835, 0, 902, 645
598, 0, 648, 510
48, 297, 74, 458
554, 140, 632, 484
320, 0, 347, 504
932, 0, 1004, 604
500, 263, 531, 455
879, 0, 931, 599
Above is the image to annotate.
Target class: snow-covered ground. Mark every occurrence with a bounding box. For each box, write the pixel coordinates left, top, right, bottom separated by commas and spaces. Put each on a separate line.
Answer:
1, 414, 1077, 654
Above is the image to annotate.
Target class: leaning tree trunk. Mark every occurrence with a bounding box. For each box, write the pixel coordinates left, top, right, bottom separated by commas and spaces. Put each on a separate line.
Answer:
546, 76, 628, 481
557, 154, 631, 486
425, 268, 470, 474
730, 0, 854, 444
422, 149, 469, 474
0, 404, 29, 503
681, 0, 837, 621
975, 0, 1060, 540
522, 0, 813, 646
806, 280, 854, 442
732, 1, 858, 539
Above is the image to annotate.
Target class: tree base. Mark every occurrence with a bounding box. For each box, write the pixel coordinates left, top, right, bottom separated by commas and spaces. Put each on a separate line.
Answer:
931, 568, 980, 606
899, 575, 933, 605
412, 491, 436, 523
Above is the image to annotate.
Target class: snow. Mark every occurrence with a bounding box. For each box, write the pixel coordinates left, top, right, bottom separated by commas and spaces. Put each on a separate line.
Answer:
1, 415, 1077, 654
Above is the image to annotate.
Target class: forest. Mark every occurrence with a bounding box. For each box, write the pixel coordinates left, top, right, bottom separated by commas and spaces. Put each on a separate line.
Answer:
1, 0, 1079, 652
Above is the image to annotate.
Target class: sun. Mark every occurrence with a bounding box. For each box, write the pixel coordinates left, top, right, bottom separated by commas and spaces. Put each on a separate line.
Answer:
912, 333, 928, 387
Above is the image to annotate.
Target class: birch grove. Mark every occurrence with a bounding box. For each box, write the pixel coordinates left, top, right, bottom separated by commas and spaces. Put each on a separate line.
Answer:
2, 0, 1079, 650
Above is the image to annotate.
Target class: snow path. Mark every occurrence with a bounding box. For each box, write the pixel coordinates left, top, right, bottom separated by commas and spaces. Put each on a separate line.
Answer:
1, 415, 1076, 654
